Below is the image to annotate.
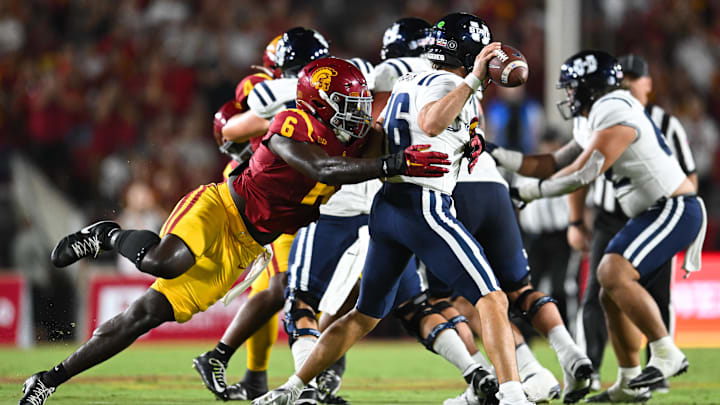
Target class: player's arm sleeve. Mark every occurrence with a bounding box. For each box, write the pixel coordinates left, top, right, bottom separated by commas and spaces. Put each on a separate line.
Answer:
247, 81, 282, 119
667, 115, 697, 175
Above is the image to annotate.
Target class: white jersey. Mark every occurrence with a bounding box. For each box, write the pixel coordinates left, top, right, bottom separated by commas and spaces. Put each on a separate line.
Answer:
247, 78, 297, 119
373, 56, 432, 92
573, 89, 687, 217
382, 70, 478, 195
347, 57, 376, 91
583, 102, 697, 216
320, 57, 381, 217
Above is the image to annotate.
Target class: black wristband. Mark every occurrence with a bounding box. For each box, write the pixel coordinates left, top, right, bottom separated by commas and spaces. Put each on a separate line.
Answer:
378, 152, 406, 177
569, 219, 584, 227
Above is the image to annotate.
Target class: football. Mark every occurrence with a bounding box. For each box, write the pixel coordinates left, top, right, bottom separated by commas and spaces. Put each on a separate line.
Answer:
487, 44, 529, 87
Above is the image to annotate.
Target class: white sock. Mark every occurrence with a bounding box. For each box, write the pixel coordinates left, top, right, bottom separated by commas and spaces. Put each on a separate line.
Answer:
618, 366, 641, 383
291, 337, 317, 373
548, 325, 578, 366
471, 351, 493, 371
648, 335, 679, 358
498, 380, 526, 402
284, 374, 306, 391
515, 343, 540, 374
432, 329, 478, 376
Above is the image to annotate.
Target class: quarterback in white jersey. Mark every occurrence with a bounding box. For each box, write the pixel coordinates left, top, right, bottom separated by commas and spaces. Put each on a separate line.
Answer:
253, 12, 533, 405
490, 50, 705, 401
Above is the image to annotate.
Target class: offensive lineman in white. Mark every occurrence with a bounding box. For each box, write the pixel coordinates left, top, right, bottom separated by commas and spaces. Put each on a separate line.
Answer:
489, 50, 705, 401
254, 12, 533, 405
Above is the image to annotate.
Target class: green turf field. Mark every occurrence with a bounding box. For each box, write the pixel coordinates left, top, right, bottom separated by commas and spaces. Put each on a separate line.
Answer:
1, 340, 718, 404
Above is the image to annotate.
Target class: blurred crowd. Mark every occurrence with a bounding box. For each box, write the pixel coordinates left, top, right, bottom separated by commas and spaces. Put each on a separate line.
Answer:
1, 0, 719, 339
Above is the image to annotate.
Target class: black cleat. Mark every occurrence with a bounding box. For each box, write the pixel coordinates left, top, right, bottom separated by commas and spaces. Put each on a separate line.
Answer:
469, 366, 499, 405
321, 393, 349, 405
226, 381, 268, 401
562, 358, 593, 404
192, 352, 228, 400
50, 221, 120, 267
628, 359, 688, 389
296, 387, 319, 405
317, 369, 343, 403
647, 378, 670, 394
19, 372, 55, 405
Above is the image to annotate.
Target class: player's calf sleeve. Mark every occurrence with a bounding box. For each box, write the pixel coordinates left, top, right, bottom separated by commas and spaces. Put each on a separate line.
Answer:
291, 336, 318, 374
472, 351, 493, 372
515, 342, 540, 372
110, 229, 160, 269
247, 313, 279, 372
432, 329, 479, 379
548, 325, 580, 364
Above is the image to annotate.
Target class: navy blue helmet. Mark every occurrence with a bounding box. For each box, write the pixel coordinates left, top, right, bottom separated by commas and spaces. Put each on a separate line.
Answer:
274, 27, 330, 78
425, 12, 492, 73
556, 50, 624, 119
380, 17, 432, 60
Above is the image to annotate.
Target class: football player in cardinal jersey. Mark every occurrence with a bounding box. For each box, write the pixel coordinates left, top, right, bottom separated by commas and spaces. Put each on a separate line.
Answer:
20, 57, 449, 405
197, 34, 295, 401
488, 50, 705, 403
253, 13, 533, 405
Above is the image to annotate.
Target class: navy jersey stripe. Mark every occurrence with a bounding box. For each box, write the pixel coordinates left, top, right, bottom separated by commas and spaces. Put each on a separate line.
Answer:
259, 81, 276, 102
425, 74, 441, 85
251, 87, 268, 107
386, 61, 404, 77
397, 59, 412, 72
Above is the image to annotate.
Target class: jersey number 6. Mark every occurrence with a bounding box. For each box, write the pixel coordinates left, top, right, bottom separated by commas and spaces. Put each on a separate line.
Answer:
383, 93, 410, 154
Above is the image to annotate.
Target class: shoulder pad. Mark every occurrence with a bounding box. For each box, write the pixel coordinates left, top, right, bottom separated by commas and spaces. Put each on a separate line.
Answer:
266, 109, 317, 144
235, 73, 272, 108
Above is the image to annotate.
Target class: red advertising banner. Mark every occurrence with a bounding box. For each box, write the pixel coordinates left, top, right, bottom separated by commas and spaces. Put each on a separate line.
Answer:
673, 252, 720, 347
0, 274, 25, 345
86, 274, 287, 341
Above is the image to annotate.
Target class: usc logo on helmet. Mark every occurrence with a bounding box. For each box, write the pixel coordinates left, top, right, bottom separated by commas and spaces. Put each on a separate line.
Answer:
311, 67, 338, 91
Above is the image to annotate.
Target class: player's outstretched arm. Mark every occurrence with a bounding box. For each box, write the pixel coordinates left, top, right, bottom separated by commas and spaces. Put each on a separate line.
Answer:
488, 139, 584, 179
222, 110, 270, 142
512, 125, 635, 202
267, 135, 450, 186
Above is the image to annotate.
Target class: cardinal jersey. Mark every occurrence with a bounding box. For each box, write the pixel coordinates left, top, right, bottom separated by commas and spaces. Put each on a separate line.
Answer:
382, 70, 478, 195
573, 90, 686, 217
236, 73, 272, 110
233, 109, 367, 234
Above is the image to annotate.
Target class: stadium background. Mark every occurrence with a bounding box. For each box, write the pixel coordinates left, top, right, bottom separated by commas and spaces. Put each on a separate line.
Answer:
0, 0, 719, 403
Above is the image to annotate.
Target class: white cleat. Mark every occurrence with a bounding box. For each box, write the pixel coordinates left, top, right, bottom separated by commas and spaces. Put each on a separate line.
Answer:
520, 364, 561, 403
496, 390, 536, 405
561, 354, 593, 403
585, 383, 651, 403
251, 386, 301, 405
444, 385, 481, 405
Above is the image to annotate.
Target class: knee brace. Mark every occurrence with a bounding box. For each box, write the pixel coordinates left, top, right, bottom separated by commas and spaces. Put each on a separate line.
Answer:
394, 293, 457, 352
430, 299, 468, 327
512, 288, 558, 323
283, 297, 320, 347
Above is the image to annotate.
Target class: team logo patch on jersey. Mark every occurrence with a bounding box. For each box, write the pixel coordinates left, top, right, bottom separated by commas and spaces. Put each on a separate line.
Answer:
312, 67, 338, 91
